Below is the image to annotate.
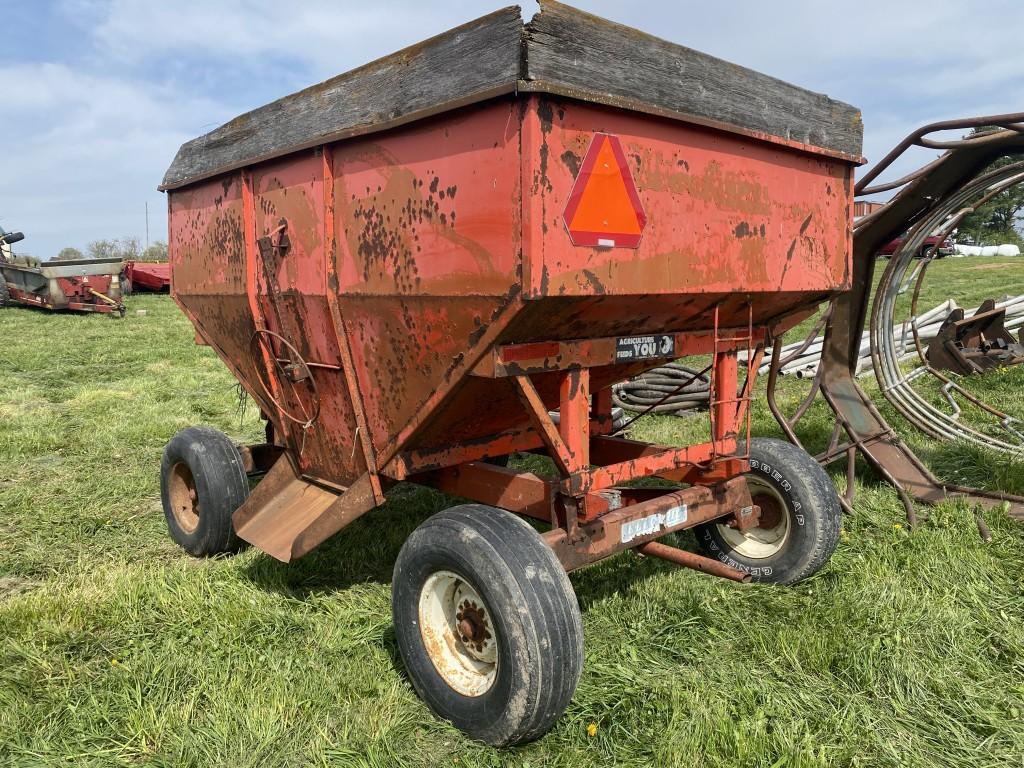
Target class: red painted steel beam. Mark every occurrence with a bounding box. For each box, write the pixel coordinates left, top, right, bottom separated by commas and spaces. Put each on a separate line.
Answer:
321, 148, 385, 505
592, 387, 615, 435
472, 328, 767, 377
513, 374, 576, 477
544, 476, 752, 572
561, 439, 736, 496
558, 368, 590, 472
713, 350, 740, 442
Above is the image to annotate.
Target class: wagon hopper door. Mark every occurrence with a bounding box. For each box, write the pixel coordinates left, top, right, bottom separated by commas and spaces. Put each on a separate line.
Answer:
249, 152, 365, 487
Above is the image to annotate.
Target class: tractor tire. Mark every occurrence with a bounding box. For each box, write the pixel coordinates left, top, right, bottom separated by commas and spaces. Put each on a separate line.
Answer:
695, 438, 842, 585
0, 280, 10, 307
160, 426, 248, 556
392, 504, 583, 746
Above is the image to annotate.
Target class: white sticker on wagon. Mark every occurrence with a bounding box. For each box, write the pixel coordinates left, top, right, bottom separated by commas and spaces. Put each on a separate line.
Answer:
620, 504, 688, 544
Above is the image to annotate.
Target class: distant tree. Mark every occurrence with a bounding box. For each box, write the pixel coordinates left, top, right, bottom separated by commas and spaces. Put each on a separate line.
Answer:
54, 246, 85, 261
87, 237, 143, 261
11, 254, 38, 266
957, 131, 1024, 246
118, 236, 140, 261
87, 239, 119, 259
141, 241, 168, 262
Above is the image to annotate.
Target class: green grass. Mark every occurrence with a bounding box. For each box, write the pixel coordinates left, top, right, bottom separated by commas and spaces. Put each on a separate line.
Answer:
1, 259, 1024, 766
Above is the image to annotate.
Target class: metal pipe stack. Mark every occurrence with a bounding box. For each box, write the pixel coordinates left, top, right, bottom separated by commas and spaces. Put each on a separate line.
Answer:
752, 295, 1024, 379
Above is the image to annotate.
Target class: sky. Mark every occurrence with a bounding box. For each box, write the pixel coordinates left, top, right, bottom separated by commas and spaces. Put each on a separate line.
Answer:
2, 0, 1023, 258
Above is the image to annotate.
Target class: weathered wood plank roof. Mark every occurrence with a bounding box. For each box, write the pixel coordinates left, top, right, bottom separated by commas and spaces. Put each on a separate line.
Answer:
161, 1, 862, 191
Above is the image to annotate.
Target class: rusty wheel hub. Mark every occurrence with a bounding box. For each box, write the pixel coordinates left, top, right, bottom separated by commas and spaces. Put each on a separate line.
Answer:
418, 571, 498, 697
754, 492, 783, 530
456, 599, 493, 655
167, 462, 200, 533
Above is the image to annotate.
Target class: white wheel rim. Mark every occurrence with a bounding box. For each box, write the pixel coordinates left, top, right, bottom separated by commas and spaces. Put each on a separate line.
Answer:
716, 476, 790, 559
418, 570, 498, 697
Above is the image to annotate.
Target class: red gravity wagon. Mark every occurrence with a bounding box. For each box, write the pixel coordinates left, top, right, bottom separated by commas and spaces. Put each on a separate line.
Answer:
159, 2, 861, 745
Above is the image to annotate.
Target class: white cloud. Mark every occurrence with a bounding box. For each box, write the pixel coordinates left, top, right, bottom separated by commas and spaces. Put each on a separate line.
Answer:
3, 0, 1024, 255
0, 62, 225, 253
88, 0, 479, 76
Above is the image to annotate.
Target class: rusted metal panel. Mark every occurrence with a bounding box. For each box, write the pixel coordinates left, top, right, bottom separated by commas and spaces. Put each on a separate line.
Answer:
169, 174, 279, 425
522, 95, 852, 308
250, 152, 365, 485
330, 103, 524, 457
231, 456, 379, 563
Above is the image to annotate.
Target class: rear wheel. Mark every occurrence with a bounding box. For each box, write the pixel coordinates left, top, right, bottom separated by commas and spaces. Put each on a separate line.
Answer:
392, 504, 583, 746
696, 438, 841, 584
0, 280, 10, 307
160, 426, 248, 556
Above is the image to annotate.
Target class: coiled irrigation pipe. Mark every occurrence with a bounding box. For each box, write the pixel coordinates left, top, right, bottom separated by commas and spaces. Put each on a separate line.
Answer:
612, 363, 711, 417
870, 161, 1024, 454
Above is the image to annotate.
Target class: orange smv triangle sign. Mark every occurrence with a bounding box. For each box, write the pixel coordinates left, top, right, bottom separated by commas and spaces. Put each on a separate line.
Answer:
563, 133, 647, 249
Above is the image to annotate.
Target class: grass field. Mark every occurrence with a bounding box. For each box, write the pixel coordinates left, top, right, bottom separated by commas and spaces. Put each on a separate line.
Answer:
1, 258, 1024, 767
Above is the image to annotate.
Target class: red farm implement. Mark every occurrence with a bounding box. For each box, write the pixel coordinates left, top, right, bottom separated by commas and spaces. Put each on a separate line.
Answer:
0, 229, 126, 316
158, 2, 861, 745
124, 260, 170, 292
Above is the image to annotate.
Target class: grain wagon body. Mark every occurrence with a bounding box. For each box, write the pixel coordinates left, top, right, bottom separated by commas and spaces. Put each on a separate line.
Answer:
159, 2, 861, 745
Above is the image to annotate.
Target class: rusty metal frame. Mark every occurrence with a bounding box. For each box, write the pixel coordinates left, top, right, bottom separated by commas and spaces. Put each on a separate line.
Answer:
5, 284, 121, 314
399, 339, 761, 575
542, 476, 754, 574
4, 279, 124, 315
321, 149, 386, 505
766, 114, 1024, 525
417, 456, 754, 575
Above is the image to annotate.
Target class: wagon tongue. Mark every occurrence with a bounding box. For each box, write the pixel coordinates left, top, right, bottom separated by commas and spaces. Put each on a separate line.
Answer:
232, 457, 377, 562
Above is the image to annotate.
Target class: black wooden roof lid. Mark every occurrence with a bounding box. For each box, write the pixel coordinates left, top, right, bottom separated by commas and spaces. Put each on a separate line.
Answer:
161, 1, 863, 191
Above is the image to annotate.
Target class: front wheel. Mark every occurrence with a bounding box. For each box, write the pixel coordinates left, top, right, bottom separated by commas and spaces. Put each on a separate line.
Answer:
160, 426, 249, 556
392, 504, 583, 746
696, 438, 842, 584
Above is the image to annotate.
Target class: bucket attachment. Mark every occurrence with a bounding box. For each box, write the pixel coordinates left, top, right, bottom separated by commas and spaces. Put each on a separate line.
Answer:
233, 456, 377, 562
926, 300, 1024, 375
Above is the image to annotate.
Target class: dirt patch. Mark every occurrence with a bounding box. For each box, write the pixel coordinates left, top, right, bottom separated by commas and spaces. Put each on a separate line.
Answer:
0, 575, 39, 600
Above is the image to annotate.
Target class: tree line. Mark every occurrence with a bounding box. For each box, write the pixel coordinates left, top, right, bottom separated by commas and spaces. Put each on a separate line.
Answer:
55, 237, 168, 262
